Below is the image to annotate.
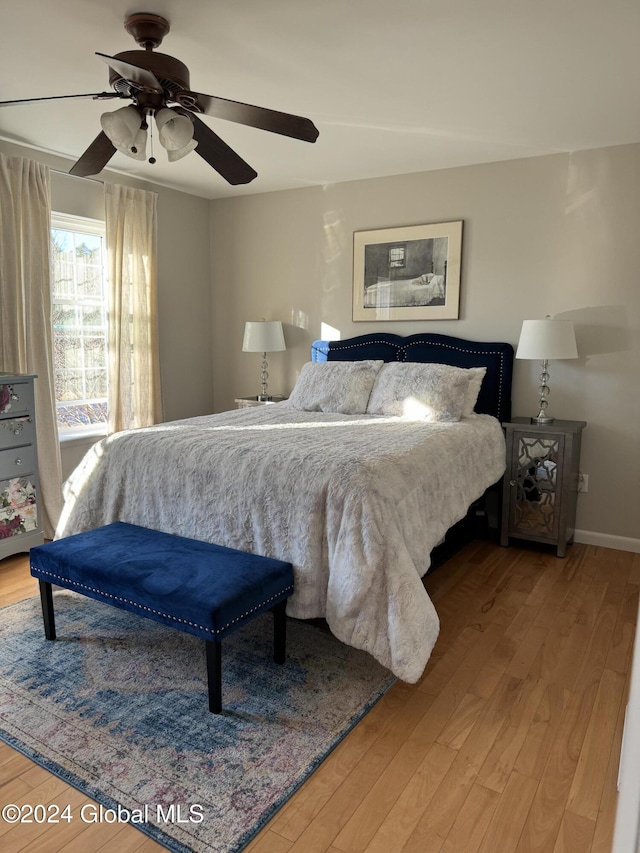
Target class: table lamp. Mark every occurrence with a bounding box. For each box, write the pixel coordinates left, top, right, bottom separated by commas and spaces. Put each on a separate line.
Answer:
242, 320, 286, 401
516, 317, 578, 424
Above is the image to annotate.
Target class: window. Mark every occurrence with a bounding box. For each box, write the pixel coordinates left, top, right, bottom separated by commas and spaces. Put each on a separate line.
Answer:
388, 245, 406, 269
50, 213, 108, 436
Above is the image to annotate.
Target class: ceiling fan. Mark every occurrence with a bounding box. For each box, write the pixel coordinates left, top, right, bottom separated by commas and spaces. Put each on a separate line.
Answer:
0, 12, 319, 185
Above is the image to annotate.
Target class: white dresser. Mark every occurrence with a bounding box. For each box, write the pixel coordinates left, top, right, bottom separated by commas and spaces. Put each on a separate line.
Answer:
0, 372, 45, 559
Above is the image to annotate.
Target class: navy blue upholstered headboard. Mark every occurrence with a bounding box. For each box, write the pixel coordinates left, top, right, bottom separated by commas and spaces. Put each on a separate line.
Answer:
311, 333, 513, 423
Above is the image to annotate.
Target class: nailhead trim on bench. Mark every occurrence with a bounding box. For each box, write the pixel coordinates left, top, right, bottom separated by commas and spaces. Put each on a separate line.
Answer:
35, 568, 294, 637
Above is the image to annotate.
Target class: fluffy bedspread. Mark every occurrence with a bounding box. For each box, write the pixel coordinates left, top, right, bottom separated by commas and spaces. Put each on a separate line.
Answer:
56, 404, 506, 683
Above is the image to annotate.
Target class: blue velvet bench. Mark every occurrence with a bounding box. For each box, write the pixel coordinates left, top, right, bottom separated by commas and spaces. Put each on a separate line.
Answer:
29, 522, 294, 713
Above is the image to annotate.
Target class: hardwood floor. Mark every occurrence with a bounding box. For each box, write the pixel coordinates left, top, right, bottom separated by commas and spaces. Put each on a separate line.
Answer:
0, 540, 636, 852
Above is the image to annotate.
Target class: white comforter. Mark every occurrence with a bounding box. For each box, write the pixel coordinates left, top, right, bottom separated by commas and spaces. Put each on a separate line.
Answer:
56, 405, 506, 682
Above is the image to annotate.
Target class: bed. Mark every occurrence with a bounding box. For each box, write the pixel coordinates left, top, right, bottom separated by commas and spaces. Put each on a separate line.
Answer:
363, 274, 446, 308
56, 333, 513, 683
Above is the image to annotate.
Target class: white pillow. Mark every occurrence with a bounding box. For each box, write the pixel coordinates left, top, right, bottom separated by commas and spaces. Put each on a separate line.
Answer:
366, 362, 470, 422
462, 367, 487, 416
288, 360, 384, 414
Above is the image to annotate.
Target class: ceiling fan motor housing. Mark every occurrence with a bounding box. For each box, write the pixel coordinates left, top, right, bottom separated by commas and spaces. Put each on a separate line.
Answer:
109, 50, 191, 96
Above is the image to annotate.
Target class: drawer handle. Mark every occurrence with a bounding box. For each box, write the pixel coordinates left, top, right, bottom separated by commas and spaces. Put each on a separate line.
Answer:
15, 458, 23, 466
509, 479, 517, 486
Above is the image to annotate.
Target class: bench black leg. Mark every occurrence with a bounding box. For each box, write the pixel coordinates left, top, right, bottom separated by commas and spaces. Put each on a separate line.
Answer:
38, 580, 56, 641
206, 639, 222, 714
272, 600, 287, 665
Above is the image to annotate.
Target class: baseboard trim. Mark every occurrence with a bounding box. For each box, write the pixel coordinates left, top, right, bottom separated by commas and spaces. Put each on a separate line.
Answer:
574, 530, 640, 554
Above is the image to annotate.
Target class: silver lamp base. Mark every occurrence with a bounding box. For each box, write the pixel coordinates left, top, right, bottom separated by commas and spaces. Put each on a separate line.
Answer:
530, 359, 554, 425
257, 352, 271, 401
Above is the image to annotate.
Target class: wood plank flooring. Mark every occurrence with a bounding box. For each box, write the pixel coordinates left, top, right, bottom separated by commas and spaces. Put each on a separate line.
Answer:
0, 540, 636, 852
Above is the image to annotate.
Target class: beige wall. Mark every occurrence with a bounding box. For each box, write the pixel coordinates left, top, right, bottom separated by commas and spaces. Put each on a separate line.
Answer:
2, 138, 637, 542
210, 144, 640, 544
0, 139, 214, 478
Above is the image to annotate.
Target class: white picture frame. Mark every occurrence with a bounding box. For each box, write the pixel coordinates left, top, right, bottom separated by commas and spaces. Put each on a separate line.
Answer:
353, 220, 463, 321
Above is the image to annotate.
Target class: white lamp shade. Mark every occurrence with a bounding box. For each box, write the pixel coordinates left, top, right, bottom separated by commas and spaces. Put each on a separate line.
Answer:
155, 108, 195, 151
242, 321, 286, 353
100, 106, 146, 158
516, 319, 578, 360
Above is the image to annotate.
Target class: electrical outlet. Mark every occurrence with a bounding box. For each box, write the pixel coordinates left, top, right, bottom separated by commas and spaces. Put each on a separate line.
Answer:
578, 473, 589, 493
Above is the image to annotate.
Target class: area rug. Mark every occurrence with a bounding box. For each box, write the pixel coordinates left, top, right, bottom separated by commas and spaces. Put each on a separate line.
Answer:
0, 590, 395, 852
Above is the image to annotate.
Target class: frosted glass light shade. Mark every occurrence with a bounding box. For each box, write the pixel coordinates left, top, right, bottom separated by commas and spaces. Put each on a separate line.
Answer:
127, 129, 148, 161
242, 321, 286, 353
155, 108, 194, 150
167, 139, 198, 161
100, 106, 146, 159
516, 319, 578, 360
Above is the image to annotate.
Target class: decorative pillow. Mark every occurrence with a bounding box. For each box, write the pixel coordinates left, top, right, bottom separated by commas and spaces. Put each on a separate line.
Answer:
462, 367, 487, 416
288, 360, 384, 414
366, 362, 470, 422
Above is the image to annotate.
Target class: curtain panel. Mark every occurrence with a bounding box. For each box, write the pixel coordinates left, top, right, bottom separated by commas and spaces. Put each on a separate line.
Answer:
104, 183, 163, 433
0, 154, 64, 537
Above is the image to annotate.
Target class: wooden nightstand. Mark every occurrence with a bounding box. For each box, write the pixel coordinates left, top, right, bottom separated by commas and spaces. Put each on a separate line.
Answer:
234, 396, 286, 409
500, 418, 586, 557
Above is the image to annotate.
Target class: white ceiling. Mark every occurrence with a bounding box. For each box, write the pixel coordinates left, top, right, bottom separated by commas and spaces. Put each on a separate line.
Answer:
2, 0, 639, 200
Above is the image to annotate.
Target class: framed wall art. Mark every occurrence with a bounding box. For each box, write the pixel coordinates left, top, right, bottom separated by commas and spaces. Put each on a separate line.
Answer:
352, 220, 463, 321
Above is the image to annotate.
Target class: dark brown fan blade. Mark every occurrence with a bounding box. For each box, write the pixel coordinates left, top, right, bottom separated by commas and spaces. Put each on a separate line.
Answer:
69, 131, 117, 177
96, 53, 163, 93
175, 91, 319, 143
0, 92, 126, 107
190, 114, 258, 185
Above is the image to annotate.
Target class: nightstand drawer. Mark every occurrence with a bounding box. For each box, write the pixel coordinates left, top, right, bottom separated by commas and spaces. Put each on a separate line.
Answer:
0, 416, 35, 450
0, 445, 37, 479
0, 380, 34, 417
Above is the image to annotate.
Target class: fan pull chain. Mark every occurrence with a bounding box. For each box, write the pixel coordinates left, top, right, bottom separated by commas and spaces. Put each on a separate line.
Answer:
148, 110, 156, 164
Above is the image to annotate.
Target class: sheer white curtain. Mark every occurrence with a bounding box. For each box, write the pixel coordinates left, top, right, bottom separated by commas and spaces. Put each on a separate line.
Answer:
0, 154, 64, 537
104, 184, 163, 433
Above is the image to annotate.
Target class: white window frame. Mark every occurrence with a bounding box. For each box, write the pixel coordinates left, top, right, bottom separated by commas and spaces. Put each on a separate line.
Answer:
51, 212, 109, 440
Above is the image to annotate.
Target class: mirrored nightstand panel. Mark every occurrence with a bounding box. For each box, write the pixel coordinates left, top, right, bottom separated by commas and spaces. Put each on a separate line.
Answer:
501, 419, 586, 557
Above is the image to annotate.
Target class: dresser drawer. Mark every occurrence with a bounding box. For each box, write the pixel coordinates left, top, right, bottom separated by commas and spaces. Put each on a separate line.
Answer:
0, 475, 39, 539
0, 445, 37, 479
0, 416, 35, 450
0, 381, 34, 417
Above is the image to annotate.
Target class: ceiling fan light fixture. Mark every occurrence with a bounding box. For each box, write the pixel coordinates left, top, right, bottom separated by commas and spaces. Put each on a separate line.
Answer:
166, 138, 198, 161
100, 105, 146, 158
128, 127, 148, 160
5, 13, 318, 185
155, 107, 195, 150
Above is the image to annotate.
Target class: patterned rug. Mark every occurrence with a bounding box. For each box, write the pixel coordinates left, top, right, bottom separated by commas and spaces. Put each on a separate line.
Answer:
0, 590, 395, 852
